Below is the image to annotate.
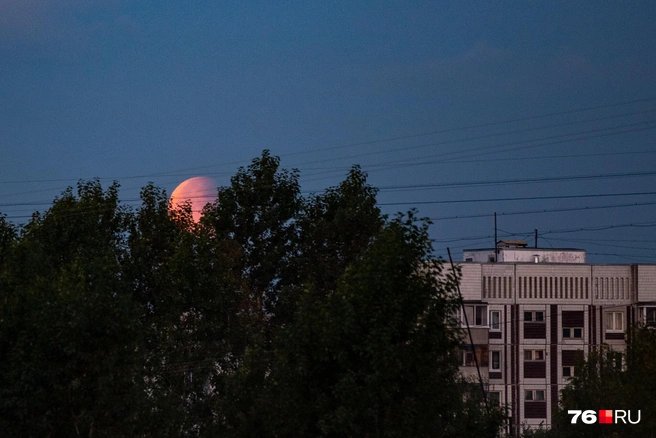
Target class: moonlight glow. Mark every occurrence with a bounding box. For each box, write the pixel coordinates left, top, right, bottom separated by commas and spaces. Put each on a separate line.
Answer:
169, 176, 217, 223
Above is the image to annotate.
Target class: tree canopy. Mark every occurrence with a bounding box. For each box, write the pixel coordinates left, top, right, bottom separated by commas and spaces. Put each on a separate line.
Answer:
0, 151, 503, 437
548, 327, 656, 438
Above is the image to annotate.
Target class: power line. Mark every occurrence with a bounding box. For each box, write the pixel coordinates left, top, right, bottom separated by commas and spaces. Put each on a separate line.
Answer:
550, 237, 656, 243
282, 97, 656, 160
355, 149, 656, 171
376, 170, 656, 192
361, 121, 656, 174
289, 118, 656, 169
542, 222, 656, 235
378, 190, 656, 206
4, 193, 656, 222
89, 97, 656, 179
1, 98, 655, 186
427, 201, 656, 222
3, 171, 655, 211
1, 118, 654, 210
542, 237, 656, 252
432, 222, 656, 244
253, 148, 656, 186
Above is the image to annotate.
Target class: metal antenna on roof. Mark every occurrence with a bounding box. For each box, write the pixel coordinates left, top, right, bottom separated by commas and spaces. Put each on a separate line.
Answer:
494, 212, 498, 262
535, 229, 538, 248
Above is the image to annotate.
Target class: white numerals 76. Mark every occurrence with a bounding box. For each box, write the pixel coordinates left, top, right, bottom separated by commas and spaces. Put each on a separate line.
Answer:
568, 410, 582, 424
568, 409, 597, 424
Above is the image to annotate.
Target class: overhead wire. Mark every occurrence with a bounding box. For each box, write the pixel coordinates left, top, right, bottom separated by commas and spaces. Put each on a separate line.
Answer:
432, 222, 656, 260
36, 96, 653, 181
378, 190, 656, 206
1, 98, 655, 187
349, 123, 656, 181
280, 96, 656, 158
375, 170, 656, 193
428, 200, 656, 222
0, 104, 653, 205
2, 97, 655, 265
4, 191, 656, 222
540, 237, 656, 252
288, 118, 656, 170
3, 172, 655, 211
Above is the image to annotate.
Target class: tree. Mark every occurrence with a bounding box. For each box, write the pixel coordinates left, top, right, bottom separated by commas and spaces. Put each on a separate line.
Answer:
552, 327, 656, 438
0, 153, 506, 437
126, 183, 254, 436
204, 150, 302, 320
0, 213, 16, 299
198, 151, 305, 435
0, 213, 16, 269
296, 166, 383, 289
259, 212, 504, 437
275, 165, 384, 328
0, 180, 143, 437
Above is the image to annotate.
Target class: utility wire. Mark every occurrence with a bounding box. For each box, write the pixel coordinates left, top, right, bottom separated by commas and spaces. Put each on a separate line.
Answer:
289, 118, 656, 168
378, 190, 656, 206
4, 197, 656, 222
428, 200, 656, 222
4, 170, 655, 210
432, 222, 656, 243
1, 98, 655, 186
376, 170, 656, 192
282, 97, 656, 158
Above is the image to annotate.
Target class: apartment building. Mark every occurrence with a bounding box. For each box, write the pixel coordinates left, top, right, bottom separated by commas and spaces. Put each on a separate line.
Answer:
456, 240, 656, 433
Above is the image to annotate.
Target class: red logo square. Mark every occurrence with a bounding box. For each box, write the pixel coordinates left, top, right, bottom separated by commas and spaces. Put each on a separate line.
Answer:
599, 410, 613, 424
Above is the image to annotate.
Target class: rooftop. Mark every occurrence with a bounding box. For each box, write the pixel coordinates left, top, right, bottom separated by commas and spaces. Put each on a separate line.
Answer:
465, 247, 585, 252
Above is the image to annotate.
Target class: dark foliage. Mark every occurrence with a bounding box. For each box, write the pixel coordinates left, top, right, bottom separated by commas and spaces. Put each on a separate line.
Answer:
0, 152, 503, 437
549, 327, 656, 438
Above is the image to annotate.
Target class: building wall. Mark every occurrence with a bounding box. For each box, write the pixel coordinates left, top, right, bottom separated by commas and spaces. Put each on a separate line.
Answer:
459, 263, 483, 301
454, 262, 648, 431
637, 265, 656, 302
464, 250, 498, 263
500, 249, 585, 264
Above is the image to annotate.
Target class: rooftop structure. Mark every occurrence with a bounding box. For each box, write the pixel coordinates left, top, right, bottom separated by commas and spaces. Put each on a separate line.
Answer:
463, 240, 586, 264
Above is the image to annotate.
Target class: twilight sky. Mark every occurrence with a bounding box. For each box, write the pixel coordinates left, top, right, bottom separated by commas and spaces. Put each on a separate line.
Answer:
2, 1, 656, 263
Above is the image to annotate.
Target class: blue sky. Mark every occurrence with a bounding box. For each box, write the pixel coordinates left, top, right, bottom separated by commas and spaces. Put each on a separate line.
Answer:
2, 1, 656, 263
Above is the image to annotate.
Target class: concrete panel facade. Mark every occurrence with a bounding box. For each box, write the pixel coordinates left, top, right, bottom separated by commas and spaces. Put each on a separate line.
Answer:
453, 259, 654, 433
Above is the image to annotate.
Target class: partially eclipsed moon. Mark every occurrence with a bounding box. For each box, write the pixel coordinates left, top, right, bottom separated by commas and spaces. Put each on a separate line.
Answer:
169, 176, 217, 223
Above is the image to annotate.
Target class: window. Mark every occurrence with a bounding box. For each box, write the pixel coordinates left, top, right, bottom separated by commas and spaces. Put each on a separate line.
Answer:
490, 310, 501, 330
463, 305, 488, 327
562, 328, 583, 339
562, 366, 574, 378
488, 391, 501, 406
605, 312, 624, 332
525, 390, 545, 401
475, 306, 487, 326
524, 350, 545, 361
645, 307, 656, 327
461, 346, 475, 366
491, 351, 501, 370
607, 351, 623, 370
524, 311, 544, 322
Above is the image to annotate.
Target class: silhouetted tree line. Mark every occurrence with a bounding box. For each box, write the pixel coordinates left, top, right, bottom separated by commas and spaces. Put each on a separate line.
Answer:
0, 151, 504, 437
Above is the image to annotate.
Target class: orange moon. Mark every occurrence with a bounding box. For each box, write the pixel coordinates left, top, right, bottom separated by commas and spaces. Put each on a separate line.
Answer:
169, 176, 217, 223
